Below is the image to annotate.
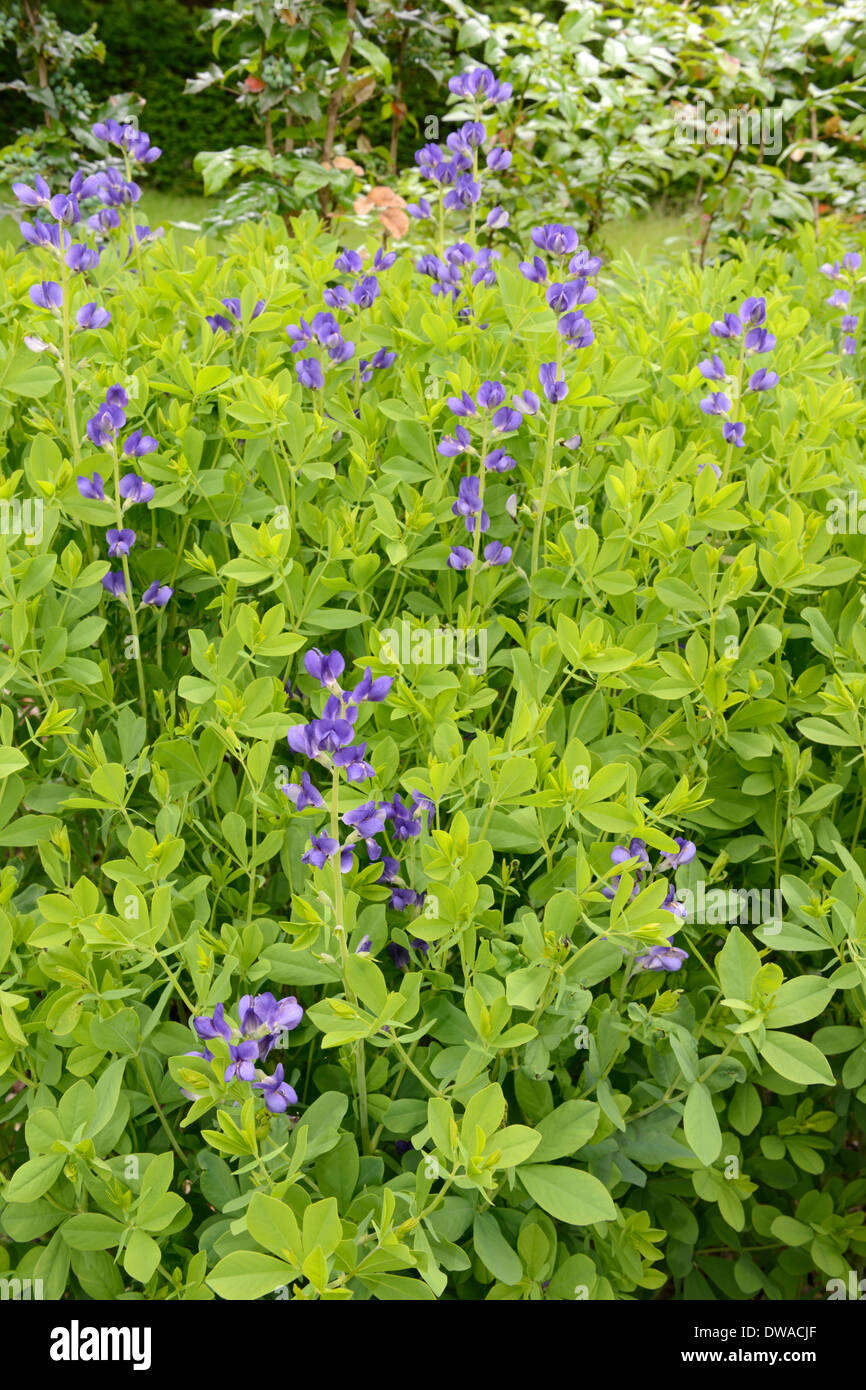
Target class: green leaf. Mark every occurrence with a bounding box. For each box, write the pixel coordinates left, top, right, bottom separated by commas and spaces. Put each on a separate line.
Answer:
518, 1164, 616, 1225
0, 748, 28, 778
473, 1211, 523, 1286
716, 927, 761, 1006
683, 1081, 722, 1166
531, 1101, 600, 1162
760, 1031, 835, 1086
3, 1153, 65, 1203
207, 1250, 292, 1300
122, 1228, 162, 1284
61, 1213, 125, 1251
764, 977, 835, 1029
247, 1193, 302, 1265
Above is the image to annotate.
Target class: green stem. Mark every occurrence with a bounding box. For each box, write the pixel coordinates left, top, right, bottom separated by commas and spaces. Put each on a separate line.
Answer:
109, 442, 147, 719
331, 764, 370, 1153
134, 1056, 187, 1165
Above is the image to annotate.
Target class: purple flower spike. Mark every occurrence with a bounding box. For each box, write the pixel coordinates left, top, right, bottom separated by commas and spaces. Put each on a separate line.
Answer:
305, 648, 345, 690
76, 303, 111, 330
343, 800, 387, 838
477, 380, 506, 410
558, 311, 594, 349
453, 476, 483, 517
311, 695, 357, 752
483, 448, 516, 473
448, 389, 477, 417
531, 223, 580, 257
513, 389, 540, 416
438, 424, 472, 457
254, 1063, 298, 1114
282, 770, 325, 810
333, 741, 376, 782
659, 837, 697, 868
335, 248, 364, 274
225, 1039, 259, 1083
193, 1002, 232, 1043
141, 582, 173, 607
698, 355, 726, 381
491, 405, 523, 433
29, 281, 63, 310
297, 358, 325, 390
77, 473, 105, 502
102, 570, 126, 597
122, 434, 158, 460
106, 527, 136, 558
539, 362, 568, 404
387, 942, 412, 969
827, 289, 851, 310
302, 832, 339, 869
722, 421, 746, 447
349, 668, 393, 703
699, 392, 731, 416
12, 175, 51, 208
709, 312, 742, 339
744, 327, 776, 353
486, 147, 512, 172
118, 472, 156, 505
611, 838, 650, 868
739, 296, 766, 327
287, 723, 320, 758
519, 255, 548, 284
635, 940, 689, 972
65, 243, 99, 273
484, 541, 512, 565
448, 546, 474, 570
748, 368, 779, 392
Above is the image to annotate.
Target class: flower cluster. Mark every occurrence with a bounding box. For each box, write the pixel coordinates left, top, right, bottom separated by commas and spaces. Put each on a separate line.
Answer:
190, 993, 303, 1114
206, 296, 266, 334
284, 648, 432, 912
14, 121, 162, 271
600, 835, 695, 973
437, 379, 525, 571
415, 242, 500, 307
288, 247, 397, 392
820, 251, 861, 356
408, 66, 514, 310
519, 224, 601, 353
77, 386, 171, 608
698, 296, 779, 459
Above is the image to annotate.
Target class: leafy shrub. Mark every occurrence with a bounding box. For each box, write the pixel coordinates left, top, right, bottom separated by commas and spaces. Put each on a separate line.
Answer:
0, 0, 261, 193
440, 0, 866, 251
0, 61, 865, 1304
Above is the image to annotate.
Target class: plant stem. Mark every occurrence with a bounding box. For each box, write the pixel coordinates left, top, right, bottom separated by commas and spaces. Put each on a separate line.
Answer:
330, 764, 370, 1153
109, 443, 147, 719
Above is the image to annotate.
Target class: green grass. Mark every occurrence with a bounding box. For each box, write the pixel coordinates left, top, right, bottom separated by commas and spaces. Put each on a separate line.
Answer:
0, 187, 216, 253
599, 207, 701, 264
137, 190, 215, 239
0, 180, 701, 265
